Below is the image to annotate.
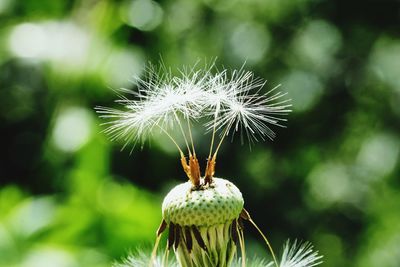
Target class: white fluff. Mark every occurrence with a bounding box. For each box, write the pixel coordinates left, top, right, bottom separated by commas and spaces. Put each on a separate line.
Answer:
96, 63, 291, 149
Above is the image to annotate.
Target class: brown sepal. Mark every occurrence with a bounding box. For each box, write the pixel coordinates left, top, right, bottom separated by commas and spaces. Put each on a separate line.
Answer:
231, 219, 238, 245
240, 208, 251, 221
168, 222, 175, 250
238, 217, 244, 230
184, 226, 193, 252
156, 219, 167, 236
191, 225, 207, 251
174, 224, 181, 250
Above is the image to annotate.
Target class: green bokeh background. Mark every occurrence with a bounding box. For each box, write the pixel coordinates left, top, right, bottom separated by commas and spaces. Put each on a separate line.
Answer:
1, 0, 400, 266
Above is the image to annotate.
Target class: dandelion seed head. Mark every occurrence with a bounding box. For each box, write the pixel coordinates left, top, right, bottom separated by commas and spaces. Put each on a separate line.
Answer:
97, 62, 291, 151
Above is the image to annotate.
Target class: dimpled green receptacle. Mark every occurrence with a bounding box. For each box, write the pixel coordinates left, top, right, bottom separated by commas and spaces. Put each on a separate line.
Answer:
162, 178, 244, 227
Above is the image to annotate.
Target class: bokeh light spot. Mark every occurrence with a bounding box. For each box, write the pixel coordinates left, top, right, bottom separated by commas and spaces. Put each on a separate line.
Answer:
9, 197, 56, 238
307, 163, 354, 207
369, 37, 400, 92
122, 0, 163, 31
282, 70, 323, 112
52, 107, 93, 153
8, 21, 90, 69
102, 48, 145, 88
230, 22, 270, 64
0, 0, 12, 14
9, 23, 47, 58
166, 0, 199, 34
356, 132, 400, 180
21, 248, 77, 267
292, 20, 342, 72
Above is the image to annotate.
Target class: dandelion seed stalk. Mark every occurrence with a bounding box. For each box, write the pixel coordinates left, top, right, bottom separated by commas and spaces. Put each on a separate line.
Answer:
99, 63, 322, 267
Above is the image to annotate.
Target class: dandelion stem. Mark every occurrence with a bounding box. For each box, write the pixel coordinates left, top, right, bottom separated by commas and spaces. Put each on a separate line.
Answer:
186, 117, 196, 156
207, 107, 220, 160
212, 120, 233, 159
174, 112, 192, 156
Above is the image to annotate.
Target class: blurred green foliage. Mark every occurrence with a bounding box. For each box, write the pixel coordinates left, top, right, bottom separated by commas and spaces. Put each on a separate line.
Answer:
1, 0, 400, 266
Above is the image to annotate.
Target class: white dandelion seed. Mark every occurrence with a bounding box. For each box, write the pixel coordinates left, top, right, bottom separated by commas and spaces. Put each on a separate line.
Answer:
200, 68, 291, 181
95, 64, 208, 152
205, 68, 292, 144
280, 240, 323, 267
96, 62, 291, 184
